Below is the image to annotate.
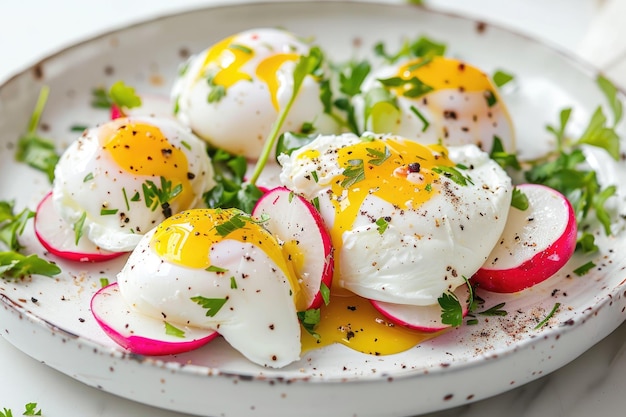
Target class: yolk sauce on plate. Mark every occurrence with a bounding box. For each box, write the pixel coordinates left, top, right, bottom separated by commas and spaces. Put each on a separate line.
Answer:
301, 137, 455, 355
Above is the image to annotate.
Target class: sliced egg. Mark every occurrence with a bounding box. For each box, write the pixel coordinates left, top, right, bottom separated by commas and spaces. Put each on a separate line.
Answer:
279, 133, 512, 306
171, 27, 340, 159
116, 208, 301, 368
52, 116, 215, 252
354, 56, 515, 152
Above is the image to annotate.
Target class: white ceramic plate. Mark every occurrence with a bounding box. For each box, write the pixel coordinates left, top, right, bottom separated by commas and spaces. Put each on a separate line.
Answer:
1, 1, 626, 416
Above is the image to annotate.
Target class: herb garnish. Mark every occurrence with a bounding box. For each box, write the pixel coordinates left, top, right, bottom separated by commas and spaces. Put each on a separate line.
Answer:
191, 296, 228, 317
142, 177, 182, 216
573, 261, 596, 276
92, 80, 142, 111
15, 86, 60, 183
298, 308, 321, 339
165, 321, 186, 338
432, 165, 473, 186
438, 290, 464, 327
341, 159, 366, 188
534, 302, 561, 330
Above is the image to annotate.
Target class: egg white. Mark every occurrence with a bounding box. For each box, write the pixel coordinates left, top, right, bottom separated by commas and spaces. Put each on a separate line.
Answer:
279, 133, 513, 306
116, 227, 301, 368
172, 27, 340, 159
52, 116, 215, 252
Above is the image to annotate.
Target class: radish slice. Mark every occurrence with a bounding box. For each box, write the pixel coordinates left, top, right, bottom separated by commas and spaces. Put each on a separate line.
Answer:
370, 284, 471, 332
91, 283, 218, 356
252, 186, 333, 310
34, 191, 124, 262
472, 183, 577, 293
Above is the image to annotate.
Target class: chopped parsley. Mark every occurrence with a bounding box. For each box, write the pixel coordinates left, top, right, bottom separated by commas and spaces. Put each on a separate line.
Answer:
191, 296, 228, 317
341, 159, 365, 188
298, 308, 321, 339
492, 70, 514, 88
573, 261, 596, 276
142, 177, 182, 217
165, 321, 186, 338
511, 187, 529, 210
432, 165, 473, 186
375, 217, 389, 235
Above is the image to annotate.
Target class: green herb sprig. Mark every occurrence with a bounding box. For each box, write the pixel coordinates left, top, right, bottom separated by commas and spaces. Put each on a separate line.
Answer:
15, 86, 60, 183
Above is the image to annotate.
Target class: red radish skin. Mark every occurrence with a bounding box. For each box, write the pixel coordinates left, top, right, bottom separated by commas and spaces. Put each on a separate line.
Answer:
34, 191, 124, 262
370, 285, 471, 332
111, 94, 174, 120
472, 184, 577, 293
91, 283, 218, 356
252, 186, 333, 310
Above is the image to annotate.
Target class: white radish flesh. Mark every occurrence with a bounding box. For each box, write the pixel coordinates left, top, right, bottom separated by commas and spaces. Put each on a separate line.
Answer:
370, 285, 471, 332
91, 283, 218, 356
472, 183, 577, 293
252, 186, 333, 310
34, 191, 124, 262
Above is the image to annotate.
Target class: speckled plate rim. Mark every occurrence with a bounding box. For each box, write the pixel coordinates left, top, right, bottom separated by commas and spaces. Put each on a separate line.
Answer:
1, 1, 626, 416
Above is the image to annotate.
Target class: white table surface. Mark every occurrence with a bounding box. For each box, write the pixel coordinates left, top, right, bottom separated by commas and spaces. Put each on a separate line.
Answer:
1, 1, 626, 416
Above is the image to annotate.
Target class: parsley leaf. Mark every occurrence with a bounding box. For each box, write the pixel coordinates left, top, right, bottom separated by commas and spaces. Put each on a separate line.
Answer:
432, 165, 473, 186
23, 402, 42, 416
0, 252, 61, 279
298, 308, 321, 339
341, 159, 365, 188
438, 291, 463, 327
191, 296, 228, 317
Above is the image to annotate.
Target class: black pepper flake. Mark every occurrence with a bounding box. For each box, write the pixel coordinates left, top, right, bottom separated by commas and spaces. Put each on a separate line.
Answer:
187, 172, 196, 180
408, 162, 421, 173
31, 297, 38, 303
161, 148, 173, 157
443, 110, 457, 120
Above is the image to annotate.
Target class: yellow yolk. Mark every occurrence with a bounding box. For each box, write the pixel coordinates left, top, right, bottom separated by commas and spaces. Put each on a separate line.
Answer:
101, 119, 194, 210
397, 55, 495, 93
256, 53, 299, 110
301, 294, 440, 355
150, 209, 301, 300
196, 34, 301, 111
199, 35, 253, 87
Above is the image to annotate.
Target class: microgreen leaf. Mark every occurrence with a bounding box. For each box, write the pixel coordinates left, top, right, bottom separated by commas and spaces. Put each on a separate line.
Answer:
320, 282, 331, 306
73, 212, 87, 246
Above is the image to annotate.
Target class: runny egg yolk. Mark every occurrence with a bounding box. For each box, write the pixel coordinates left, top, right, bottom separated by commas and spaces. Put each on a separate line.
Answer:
149, 209, 301, 302
197, 34, 300, 111
100, 119, 195, 210
394, 55, 497, 97
299, 138, 457, 355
